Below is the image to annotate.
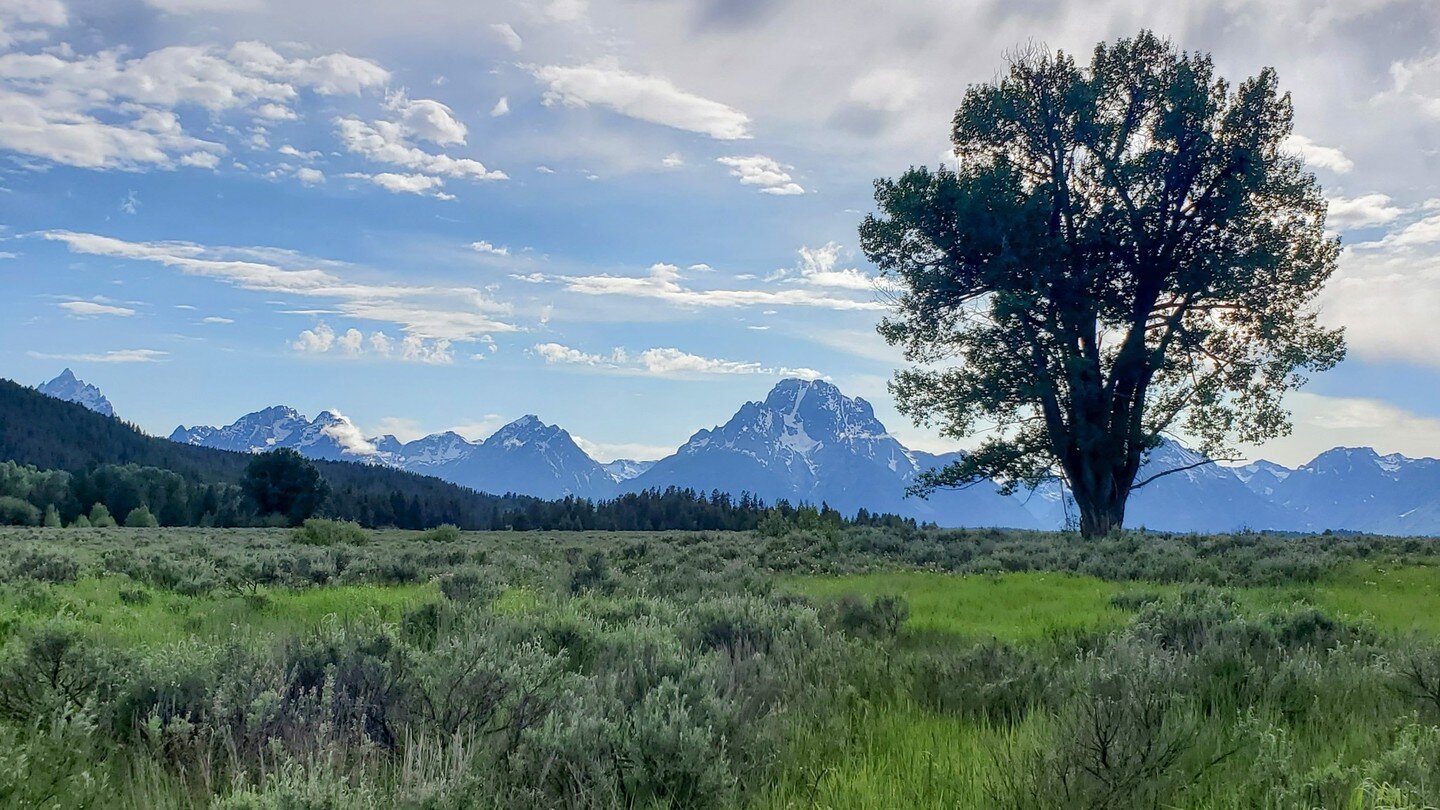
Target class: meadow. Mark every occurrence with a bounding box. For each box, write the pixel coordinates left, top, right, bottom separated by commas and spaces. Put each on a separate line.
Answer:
5, 523, 1440, 807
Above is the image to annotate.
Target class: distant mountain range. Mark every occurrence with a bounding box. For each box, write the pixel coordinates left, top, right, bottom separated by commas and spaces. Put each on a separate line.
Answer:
36, 369, 113, 417
34, 370, 1440, 535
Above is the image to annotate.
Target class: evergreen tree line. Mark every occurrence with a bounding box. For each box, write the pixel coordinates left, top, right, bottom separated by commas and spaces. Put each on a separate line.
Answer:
0, 379, 922, 531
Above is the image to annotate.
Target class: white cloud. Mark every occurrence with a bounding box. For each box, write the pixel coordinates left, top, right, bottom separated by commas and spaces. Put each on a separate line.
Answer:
0, 40, 387, 171
180, 151, 220, 169
345, 171, 452, 199
534, 341, 823, 380
293, 321, 454, 364
387, 93, 467, 146
277, 144, 319, 160
0, 0, 65, 49
145, 0, 263, 12
201, 315, 233, 323
543, 0, 587, 22
489, 23, 523, 52
572, 436, 674, 463
788, 242, 892, 292
59, 300, 135, 317
716, 155, 804, 195
334, 117, 506, 183
848, 68, 921, 113
317, 408, 378, 456
1327, 193, 1404, 229
294, 166, 324, 184
490, 96, 509, 117
42, 230, 517, 341
1238, 392, 1440, 466
533, 62, 752, 140
470, 240, 510, 256
1285, 134, 1353, 174
545, 261, 885, 311
661, 152, 684, 168
28, 348, 168, 363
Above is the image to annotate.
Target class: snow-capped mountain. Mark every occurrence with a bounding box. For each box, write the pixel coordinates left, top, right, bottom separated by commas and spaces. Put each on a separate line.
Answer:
603, 459, 655, 482
1259, 447, 1440, 535
624, 379, 1042, 528
36, 369, 113, 417
172, 407, 613, 499
408, 416, 614, 500
155, 377, 1440, 535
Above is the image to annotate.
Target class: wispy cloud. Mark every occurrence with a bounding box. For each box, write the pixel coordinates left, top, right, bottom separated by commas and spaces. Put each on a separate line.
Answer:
29, 348, 168, 363
534, 342, 823, 380
542, 262, 884, 311
532, 62, 752, 140
58, 300, 135, 317
41, 230, 516, 341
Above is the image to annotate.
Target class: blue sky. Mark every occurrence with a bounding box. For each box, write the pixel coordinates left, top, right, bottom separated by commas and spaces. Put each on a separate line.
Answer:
3, 0, 1440, 465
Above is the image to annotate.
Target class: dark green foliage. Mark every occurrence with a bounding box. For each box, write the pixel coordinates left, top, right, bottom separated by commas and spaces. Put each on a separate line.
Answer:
419, 523, 461, 542
123, 504, 159, 528
0, 496, 39, 526
290, 518, 367, 546
829, 594, 909, 639
243, 449, 328, 526
861, 32, 1345, 537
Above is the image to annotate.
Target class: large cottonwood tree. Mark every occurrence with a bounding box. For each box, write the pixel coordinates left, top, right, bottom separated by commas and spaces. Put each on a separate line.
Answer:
860, 32, 1345, 538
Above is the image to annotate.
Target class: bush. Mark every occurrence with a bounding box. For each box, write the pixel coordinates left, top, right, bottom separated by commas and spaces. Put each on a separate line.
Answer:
88, 503, 117, 528
419, 524, 462, 543
828, 594, 909, 640
41, 505, 61, 528
290, 518, 367, 547
0, 497, 40, 527
124, 505, 159, 528
7, 548, 80, 584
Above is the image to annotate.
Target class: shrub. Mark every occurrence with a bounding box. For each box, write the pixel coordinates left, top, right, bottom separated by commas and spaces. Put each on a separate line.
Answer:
124, 505, 160, 528
88, 503, 117, 528
41, 505, 61, 528
828, 594, 909, 640
7, 548, 80, 584
419, 524, 462, 543
568, 551, 618, 595
290, 518, 367, 547
0, 497, 40, 527
437, 566, 501, 603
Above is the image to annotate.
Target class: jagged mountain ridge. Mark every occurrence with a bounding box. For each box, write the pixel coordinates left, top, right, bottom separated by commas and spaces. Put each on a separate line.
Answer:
143, 374, 1440, 534
35, 369, 114, 417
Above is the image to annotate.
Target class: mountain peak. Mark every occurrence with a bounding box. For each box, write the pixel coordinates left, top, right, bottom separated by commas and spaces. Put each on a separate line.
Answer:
36, 368, 114, 417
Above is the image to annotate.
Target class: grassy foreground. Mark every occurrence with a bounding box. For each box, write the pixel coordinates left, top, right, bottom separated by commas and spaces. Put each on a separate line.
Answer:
4, 524, 1440, 807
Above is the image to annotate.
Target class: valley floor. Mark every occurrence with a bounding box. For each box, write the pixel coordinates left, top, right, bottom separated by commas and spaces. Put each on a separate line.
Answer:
4, 525, 1440, 807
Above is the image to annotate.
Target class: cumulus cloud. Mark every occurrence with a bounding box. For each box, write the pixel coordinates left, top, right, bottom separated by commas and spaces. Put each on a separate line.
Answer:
490, 96, 510, 117
470, 240, 509, 256
785, 242, 892, 292
0, 0, 66, 49
1284, 134, 1353, 174
316, 409, 379, 456
387, 93, 468, 146
532, 62, 751, 139
59, 300, 135, 317
292, 321, 455, 364
42, 230, 517, 341
534, 342, 823, 379
28, 348, 168, 363
0, 40, 389, 171
294, 166, 324, 184
334, 117, 506, 184
345, 171, 452, 198
543, 261, 884, 311
1327, 193, 1405, 229
716, 155, 804, 195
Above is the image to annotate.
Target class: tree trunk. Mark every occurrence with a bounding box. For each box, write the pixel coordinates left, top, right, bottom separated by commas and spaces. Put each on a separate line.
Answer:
1075, 490, 1126, 540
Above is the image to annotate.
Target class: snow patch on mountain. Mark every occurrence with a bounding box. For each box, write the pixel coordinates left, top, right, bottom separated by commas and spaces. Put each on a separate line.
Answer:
36, 369, 114, 417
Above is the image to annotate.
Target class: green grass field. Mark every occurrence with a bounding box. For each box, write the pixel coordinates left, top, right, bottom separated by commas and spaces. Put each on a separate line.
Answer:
6, 526, 1440, 807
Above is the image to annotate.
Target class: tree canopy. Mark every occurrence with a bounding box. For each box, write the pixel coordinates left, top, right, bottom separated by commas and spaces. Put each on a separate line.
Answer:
860, 32, 1345, 538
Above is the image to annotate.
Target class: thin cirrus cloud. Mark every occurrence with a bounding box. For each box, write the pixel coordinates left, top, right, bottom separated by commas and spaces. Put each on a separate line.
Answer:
58, 300, 135, 317
40, 230, 517, 342
532, 62, 752, 140
541, 262, 884, 311
28, 348, 168, 363
533, 342, 823, 380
